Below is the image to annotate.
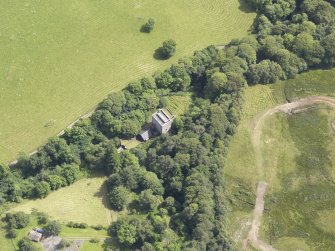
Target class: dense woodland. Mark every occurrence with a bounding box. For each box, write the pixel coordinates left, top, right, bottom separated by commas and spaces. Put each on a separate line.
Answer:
1, 0, 335, 250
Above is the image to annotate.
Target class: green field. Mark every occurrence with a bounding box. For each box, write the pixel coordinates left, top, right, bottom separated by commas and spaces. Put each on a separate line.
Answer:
166, 92, 193, 116
0, 0, 255, 163
283, 68, 335, 101
81, 241, 104, 251
225, 70, 335, 250
10, 175, 115, 226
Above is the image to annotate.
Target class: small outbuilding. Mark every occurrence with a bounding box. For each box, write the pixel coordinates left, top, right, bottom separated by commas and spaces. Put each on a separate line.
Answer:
28, 230, 42, 242
139, 129, 150, 141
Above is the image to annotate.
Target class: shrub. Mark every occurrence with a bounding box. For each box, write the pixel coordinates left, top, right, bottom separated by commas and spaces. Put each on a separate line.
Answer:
44, 221, 61, 236
79, 223, 88, 229
66, 221, 75, 228
5, 212, 30, 229
160, 39, 177, 59
89, 237, 100, 243
6, 229, 17, 239
34, 181, 51, 198
141, 18, 155, 33
18, 237, 39, 251
91, 224, 104, 230
37, 212, 49, 224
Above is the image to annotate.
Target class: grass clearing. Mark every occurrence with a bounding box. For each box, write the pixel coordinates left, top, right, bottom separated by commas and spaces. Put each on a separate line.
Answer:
283, 68, 335, 101
166, 92, 193, 116
81, 241, 104, 251
0, 0, 255, 163
225, 70, 335, 250
225, 84, 284, 189
10, 175, 115, 226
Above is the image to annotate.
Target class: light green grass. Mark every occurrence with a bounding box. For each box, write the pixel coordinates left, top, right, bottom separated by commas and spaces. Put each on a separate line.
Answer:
166, 93, 192, 116
81, 241, 104, 251
315, 209, 335, 235
61, 227, 108, 239
0, 224, 16, 251
283, 68, 335, 101
273, 237, 311, 251
10, 175, 115, 226
0, 0, 255, 163
121, 138, 142, 149
225, 84, 283, 189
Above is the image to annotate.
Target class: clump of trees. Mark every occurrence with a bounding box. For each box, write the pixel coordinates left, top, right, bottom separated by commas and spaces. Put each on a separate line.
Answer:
66, 222, 88, 229
44, 221, 61, 236
141, 18, 155, 33
18, 237, 40, 251
3, 212, 30, 239
156, 39, 177, 59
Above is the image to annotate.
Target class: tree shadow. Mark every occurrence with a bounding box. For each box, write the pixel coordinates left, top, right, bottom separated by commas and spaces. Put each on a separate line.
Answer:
94, 180, 112, 211
238, 0, 255, 13
153, 47, 168, 61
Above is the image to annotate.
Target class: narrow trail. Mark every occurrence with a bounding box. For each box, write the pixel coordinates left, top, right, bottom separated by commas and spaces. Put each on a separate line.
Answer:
242, 96, 335, 251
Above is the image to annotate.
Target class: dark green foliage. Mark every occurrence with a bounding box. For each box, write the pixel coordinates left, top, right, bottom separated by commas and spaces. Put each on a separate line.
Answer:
60, 163, 80, 185
44, 221, 61, 236
5, 212, 30, 229
109, 186, 131, 211
18, 237, 39, 251
36, 212, 49, 225
247, 59, 283, 84
6, 229, 17, 239
45, 175, 63, 191
160, 39, 177, 59
34, 181, 51, 198
91, 224, 104, 230
113, 221, 138, 247
89, 237, 100, 243
321, 32, 335, 66
137, 189, 162, 212
141, 18, 155, 33
67, 222, 89, 229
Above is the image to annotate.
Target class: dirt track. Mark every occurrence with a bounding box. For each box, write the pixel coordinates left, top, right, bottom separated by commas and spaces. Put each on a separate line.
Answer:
242, 96, 335, 251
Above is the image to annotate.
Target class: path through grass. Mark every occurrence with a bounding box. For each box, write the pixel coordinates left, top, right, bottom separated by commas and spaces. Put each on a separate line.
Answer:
0, 0, 255, 163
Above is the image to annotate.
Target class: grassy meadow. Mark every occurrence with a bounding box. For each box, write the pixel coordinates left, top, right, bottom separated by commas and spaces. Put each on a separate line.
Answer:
166, 92, 193, 116
283, 68, 335, 101
225, 70, 335, 250
0, 0, 255, 163
10, 175, 115, 226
